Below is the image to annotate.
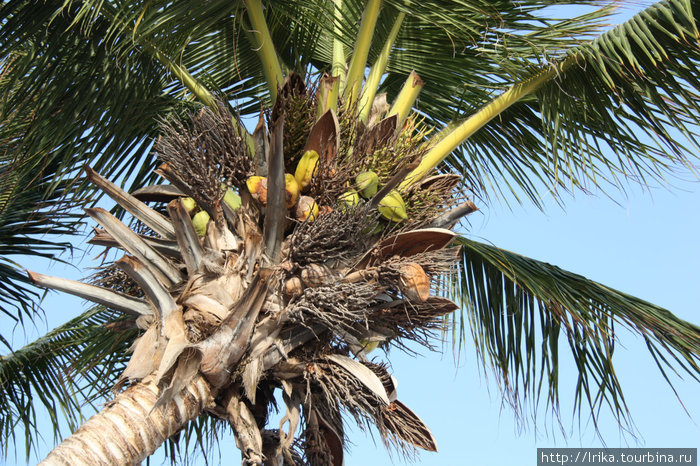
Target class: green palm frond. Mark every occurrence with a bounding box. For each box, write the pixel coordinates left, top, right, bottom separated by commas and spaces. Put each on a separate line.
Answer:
0, 307, 136, 457
0, 1, 185, 195
444, 0, 700, 206
0, 163, 82, 322
4, 0, 690, 208
382, 1, 613, 115
0, 1, 196, 317
455, 236, 700, 429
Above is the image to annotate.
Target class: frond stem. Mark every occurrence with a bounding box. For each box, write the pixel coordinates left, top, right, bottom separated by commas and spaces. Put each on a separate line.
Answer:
359, 11, 405, 123
332, 0, 347, 88
244, 0, 284, 103
344, 0, 382, 107
400, 58, 572, 189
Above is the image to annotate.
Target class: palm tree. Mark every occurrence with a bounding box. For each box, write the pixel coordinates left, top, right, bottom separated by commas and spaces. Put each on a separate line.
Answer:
2, 0, 700, 463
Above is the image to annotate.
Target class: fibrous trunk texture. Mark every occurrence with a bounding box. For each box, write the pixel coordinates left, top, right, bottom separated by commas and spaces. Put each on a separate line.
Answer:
40, 376, 213, 466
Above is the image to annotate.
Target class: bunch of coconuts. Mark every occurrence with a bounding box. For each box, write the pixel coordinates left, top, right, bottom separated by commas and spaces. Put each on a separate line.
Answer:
248, 149, 408, 224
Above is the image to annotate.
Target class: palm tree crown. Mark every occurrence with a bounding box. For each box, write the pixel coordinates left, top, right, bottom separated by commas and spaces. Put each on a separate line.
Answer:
1, 0, 700, 463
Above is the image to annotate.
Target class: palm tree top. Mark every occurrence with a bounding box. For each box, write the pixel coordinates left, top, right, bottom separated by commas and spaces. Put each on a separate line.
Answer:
1, 0, 700, 463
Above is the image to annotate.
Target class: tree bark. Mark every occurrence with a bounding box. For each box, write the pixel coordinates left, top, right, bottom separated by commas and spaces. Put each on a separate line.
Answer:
40, 375, 214, 465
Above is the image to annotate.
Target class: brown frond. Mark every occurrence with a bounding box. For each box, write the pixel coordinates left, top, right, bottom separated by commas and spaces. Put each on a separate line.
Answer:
376, 400, 437, 457
305, 360, 381, 433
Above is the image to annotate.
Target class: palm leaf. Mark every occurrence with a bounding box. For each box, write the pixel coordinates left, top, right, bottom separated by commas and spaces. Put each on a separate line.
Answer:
0, 1, 188, 194
0, 0, 634, 199
2, 0, 691, 210
455, 236, 700, 429
0, 163, 83, 322
0, 306, 136, 458
2, 303, 251, 463
0, 1, 195, 318
443, 0, 700, 206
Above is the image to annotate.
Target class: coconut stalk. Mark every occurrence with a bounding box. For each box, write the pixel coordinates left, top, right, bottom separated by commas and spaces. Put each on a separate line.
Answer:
98, 5, 219, 114
152, 48, 218, 110
99, 7, 257, 152
314, 0, 346, 120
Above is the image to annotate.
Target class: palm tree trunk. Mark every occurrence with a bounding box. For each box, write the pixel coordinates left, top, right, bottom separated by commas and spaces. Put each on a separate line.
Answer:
40, 375, 213, 465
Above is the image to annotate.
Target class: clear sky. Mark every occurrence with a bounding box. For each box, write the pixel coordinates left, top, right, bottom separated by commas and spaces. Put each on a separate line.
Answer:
4, 2, 700, 465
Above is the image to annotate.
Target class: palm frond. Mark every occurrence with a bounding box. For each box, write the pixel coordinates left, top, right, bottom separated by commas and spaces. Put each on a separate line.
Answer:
0, 0, 186, 195
455, 236, 700, 430
0, 162, 82, 322
444, 0, 700, 206
0, 1, 197, 315
0, 307, 136, 458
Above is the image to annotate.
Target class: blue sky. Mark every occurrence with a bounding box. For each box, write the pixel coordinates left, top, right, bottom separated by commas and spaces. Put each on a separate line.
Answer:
4, 2, 700, 465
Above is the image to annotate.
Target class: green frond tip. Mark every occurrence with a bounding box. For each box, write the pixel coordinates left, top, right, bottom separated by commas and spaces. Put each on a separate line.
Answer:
0, 160, 84, 321
450, 0, 700, 206
454, 236, 700, 429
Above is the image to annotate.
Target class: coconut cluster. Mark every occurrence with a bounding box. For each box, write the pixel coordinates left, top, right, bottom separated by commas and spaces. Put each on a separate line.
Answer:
31, 72, 474, 464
